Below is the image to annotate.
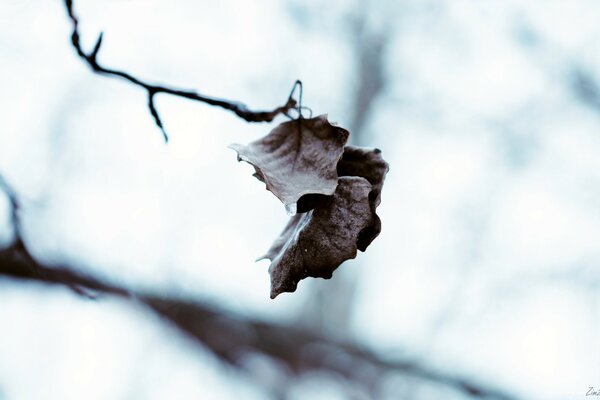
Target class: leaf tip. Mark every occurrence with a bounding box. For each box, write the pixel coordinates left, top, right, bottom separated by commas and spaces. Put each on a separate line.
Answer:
227, 143, 246, 154
269, 283, 295, 299
270, 280, 286, 299
269, 273, 300, 299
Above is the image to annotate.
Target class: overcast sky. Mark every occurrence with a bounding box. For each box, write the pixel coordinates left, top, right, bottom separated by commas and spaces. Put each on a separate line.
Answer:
0, 0, 599, 399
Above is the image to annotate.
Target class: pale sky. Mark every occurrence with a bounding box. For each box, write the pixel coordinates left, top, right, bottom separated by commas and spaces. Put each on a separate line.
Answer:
0, 0, 599, 399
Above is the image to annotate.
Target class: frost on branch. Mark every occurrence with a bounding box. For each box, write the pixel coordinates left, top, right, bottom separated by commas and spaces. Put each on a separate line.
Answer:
229, 115, 349, 210
231, 116, 389, 298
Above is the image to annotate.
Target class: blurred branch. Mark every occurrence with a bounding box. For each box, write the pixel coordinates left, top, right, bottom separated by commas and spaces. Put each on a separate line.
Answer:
0, 251, 518, 400
0, 178, 518, 400
0, 176, 19, 237
572, 67, 600, 113
516, 23, 600, 117
0, 176, 128, 298
147, 296, 518, 400
296, 3, 391, 339
348, 15, 388, 143
64, 0, 299, 142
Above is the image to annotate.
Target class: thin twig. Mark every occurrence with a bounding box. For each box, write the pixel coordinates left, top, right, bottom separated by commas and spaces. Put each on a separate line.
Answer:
64, 0, 299, 141
0, 175, 20, 237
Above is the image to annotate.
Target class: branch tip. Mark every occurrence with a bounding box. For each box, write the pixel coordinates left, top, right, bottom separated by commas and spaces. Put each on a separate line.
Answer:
147, 93, 168, 142
64, 0, 300, 140
90, 32, 103, 60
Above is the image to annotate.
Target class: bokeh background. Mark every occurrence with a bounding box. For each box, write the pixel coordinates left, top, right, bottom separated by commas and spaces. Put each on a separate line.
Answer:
0, 0, 599, 399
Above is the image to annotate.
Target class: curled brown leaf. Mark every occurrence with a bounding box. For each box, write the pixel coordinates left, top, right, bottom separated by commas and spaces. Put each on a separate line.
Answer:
229, 115, 349, 210
337, 146, 390, 250
231, 117, 389, 298
260, 176, 373, 298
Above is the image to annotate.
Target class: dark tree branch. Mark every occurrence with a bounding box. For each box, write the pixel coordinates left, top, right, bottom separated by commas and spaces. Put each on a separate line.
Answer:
0, 176, 128, 298
0, 250, 130, 298
0, 179, 518, 400
147, 296, 519, 400
64, 0, 299, 141
0, 251, 518, 400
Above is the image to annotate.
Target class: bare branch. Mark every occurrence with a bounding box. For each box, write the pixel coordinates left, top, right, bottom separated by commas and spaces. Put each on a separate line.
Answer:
146, 295, 519, 400
572, 66, 600, 113
0, 248, 518, 399
0, 176, 128, 298
64, 0, 299, 141
0, 180, 518, 400
0, 176, 20, 238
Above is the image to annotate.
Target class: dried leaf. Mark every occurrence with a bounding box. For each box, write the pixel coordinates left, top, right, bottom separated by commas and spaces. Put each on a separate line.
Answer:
229, 115, 349, 209
260, 176, 373, 299
338, 146, 388, 207
231, 117, 389, 299
281, 145, 390, 249
337, 146, 390, 250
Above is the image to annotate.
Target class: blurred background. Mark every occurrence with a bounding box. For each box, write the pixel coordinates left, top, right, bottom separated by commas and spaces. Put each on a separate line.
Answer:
0, 0, 599, 399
